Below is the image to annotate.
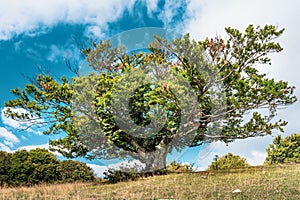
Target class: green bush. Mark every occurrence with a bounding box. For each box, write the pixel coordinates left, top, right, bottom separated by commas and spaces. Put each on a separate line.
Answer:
57, 160, 95, 183
8, 150, 33, 186
27, 148, 60, 185
104, 161, 194, 184
208, 153, 249, 170
166, 161, 194, 173
265, 133, 300, 164
0, 148, 96, 186
103, 168, 139, 184
0, 151, 11, 186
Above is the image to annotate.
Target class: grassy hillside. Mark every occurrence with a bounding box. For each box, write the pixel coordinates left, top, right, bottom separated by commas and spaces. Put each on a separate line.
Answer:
1, 164, 299, 199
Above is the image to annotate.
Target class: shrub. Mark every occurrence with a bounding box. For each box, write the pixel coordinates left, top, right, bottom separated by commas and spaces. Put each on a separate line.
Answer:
8, 150, 33, 186
0, 149, 96, 186
104, 161, 194, 184
0, 151, 11, 186
208, 153, 249, 170
57, 160, 95, 183
265, 133, 300, 164
27, 148, 60, 184
166, 161, 194, 173
103, 168, 139, 184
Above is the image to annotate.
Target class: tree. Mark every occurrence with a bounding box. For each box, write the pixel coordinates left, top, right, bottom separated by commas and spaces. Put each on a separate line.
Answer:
265, 133, 300, 164
208, 153, 249, 170
4, 25, 296, 172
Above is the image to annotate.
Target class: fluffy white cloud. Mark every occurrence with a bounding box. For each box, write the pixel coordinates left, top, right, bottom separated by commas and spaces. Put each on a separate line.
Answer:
3, 140, 14, 147
247, 150, 268, 166
1, 107, 44, 135
84, 26, 106, 40
1, 108, 27, 129
0, 142, 12, 152
183, 0, 300, 85
158, 0, 183, 27
184, 0, 298, 38
142, 0, 159, 16
86, 164, 108, 177
0, 127, 20, 143
0, 0, 164, 40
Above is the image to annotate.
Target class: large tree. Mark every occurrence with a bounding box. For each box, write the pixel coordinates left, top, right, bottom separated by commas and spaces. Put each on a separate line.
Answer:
4, 25, 296, 171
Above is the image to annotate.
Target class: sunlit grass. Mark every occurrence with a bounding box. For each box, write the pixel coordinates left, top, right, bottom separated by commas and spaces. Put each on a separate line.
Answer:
1, 164, 299, 199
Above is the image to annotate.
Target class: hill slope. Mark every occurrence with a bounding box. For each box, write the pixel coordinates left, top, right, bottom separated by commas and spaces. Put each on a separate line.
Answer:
1, 164, 299, 199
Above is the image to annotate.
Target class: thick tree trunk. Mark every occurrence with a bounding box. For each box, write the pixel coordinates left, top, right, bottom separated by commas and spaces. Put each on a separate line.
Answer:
132, 146, 171, 173
143, 149, 167, 171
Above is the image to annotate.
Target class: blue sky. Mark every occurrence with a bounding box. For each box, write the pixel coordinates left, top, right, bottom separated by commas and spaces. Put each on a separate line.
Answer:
1, 0, 299, 176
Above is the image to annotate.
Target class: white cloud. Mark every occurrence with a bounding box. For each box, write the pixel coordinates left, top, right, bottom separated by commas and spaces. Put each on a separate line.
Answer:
247, 150, 268, 166
84, 26, 106, 40
1, 108, 27, 129
1, 107, 44, 135
0, 0, 142, 40
158, 0, 187, 29
20, 135, 27, 140
16, 143, 62, 156
143, 0, 159, 16
183, 0, 300, 82
4, 140, 14, 147
0, 127, 20, 143
184, 0, 297, 38
16, 143, 49, 151
14, 40, 23, 52
48, 44, 81, 63
86, 164, 108, 177
0, 142, 12, 152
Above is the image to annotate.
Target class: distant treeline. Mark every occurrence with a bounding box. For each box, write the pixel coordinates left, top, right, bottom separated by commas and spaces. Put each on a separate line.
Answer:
0, 148, 95, 187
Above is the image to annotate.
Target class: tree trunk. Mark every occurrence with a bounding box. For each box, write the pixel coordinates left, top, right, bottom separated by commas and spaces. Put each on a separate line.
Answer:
144, 149, 167, 171
133, 145, 171, 173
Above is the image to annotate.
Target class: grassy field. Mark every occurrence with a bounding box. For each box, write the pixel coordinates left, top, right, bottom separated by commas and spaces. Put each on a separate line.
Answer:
1, 164, 299, 200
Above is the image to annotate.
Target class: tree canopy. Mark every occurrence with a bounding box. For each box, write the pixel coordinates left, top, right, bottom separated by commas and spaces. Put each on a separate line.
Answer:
265, 133, 300, 164
4, 25, 296, 171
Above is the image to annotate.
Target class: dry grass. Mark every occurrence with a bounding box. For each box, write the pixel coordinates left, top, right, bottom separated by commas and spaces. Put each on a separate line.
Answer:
1, 164, 299, 199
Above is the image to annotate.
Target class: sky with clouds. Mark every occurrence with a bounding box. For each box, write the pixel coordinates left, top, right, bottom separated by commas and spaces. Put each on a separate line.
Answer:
0, 0, 299, 176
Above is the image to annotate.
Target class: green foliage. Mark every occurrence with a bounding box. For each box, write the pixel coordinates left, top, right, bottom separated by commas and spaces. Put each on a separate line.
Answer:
26, 148, 60, 184
265, 133, 300, 164
8, 150, 33, 186
103, 161, 193, 184
103, 168, 140, 184
166, 161, 194, 173
0, 151, 11, 186
0, 148, 95, 186
56, 160, 95, 183
208, 153, 249, 170
4, 25, 296, 171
